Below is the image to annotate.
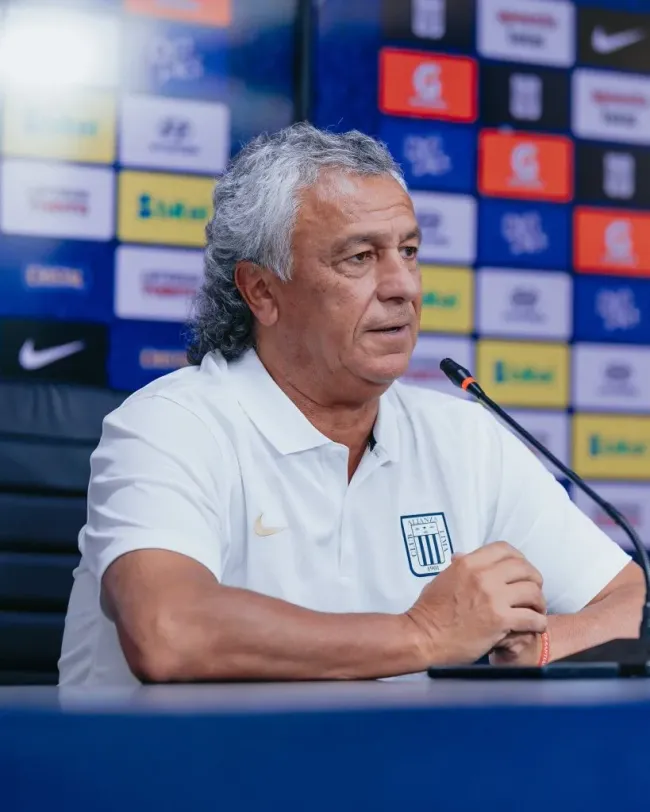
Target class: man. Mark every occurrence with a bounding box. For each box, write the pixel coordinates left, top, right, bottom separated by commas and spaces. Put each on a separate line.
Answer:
59, 123, 642, 686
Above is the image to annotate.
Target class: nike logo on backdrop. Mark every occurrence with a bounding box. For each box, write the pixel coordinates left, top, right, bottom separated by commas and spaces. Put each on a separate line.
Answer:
591, 26, 646, 54
254, 514, 286, 537
18, 338, 85, 370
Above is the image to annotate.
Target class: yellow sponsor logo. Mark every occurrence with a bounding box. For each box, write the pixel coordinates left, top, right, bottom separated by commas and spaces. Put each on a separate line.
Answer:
3, 89, 116, 163
477, 340, 569, 408
118, 172, 214, 247
573, 415, 650, 480
419, 265, 473, 333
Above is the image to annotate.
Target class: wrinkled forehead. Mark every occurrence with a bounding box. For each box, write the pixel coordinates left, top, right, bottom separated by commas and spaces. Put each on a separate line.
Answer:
293, 169, 416, 246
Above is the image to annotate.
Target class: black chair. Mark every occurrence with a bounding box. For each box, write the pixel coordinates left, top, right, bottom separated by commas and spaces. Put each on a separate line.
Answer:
0, 381, 127, 684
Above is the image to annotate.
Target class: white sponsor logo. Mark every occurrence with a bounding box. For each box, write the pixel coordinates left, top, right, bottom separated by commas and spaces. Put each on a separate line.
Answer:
501, 410, 569, 474
18, 339, 85, 370
603, 220, 635, 265
509, 73, 542, 120
509, 143, 541, 189
119, 94, 230, 174
596, 288, 641, 331
573, 343, 650, 411
573, 68, 650, 145
591, 26, 645, 55
23, 264, 86, 291
1, 160, 114, 240
603, 152, 636, 200
478, 0, 575, 67
573, 483, 650, 550
410, 62, 446, 110
115, 246, 204, 322
412, 0, 446, 39
477, 268, 572, 339
412, 192, 476, 264
147, 35, 204, 87
401, 334, 475, 396
501, 211, 548, 255
404, 135, 451, 177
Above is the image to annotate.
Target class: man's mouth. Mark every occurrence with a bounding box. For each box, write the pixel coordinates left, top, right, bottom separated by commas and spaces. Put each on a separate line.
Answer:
369, 324, 409, 335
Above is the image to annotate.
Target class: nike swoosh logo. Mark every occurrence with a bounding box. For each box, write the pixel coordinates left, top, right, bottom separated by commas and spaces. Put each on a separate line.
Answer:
254, 514, 286, 537
591, 26, 646, 54
18, 338, 85, 371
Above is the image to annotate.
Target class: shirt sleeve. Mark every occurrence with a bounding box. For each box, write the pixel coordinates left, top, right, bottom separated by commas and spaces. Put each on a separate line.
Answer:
80, 394, 229, 584
484, 410, 631, 614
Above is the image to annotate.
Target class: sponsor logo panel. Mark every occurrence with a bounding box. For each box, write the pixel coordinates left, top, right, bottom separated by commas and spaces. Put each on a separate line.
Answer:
573, 415, 650, 480
578, 8, 650, 73
480, 63, 570, 130
119, 93, 230, 174
115, 245, 204, 322
381, 0, 475, 51
574, 207, 650, 277
478, 130, 573, 202
124, 0, 231, 27
476, 267, 572, 340
477, 0, 576, 67
0, 160, 115, 241
573, 277, 650, 345
0, 317, 108, 385
477, 199, 569, 269
419, 265, 474, 334
379, 48, 478, 122
477, 339, 569, 408
379, 117, 475, 193
108, 321, 189, 391
412, 191, 477, 265
3, 89, 116, 163
123, 18, 229, 100
573, 343, 650, 413
572, 68, 650, 146
117, 171, 213, 247
0, 238, 114, 322
575, 143, 650, 208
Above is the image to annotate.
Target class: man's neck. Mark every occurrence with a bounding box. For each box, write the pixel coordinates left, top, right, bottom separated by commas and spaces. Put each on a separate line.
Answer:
256, 349, 380, 479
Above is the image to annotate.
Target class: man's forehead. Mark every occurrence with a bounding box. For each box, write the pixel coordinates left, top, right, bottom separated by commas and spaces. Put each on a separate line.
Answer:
297, 170, 414, 228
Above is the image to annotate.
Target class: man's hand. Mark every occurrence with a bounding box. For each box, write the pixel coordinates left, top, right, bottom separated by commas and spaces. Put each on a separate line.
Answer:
489, 632, 542, 666
405, 541, 547, 666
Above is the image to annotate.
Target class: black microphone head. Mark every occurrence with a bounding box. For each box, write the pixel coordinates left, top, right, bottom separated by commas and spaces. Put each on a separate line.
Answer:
439, 358, 476, 390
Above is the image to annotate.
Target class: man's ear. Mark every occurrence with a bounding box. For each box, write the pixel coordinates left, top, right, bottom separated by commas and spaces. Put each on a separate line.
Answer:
234, 261, 279, 327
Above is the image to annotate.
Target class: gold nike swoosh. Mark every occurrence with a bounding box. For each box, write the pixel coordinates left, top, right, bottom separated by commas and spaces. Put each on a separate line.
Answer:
254, 514, 286, 537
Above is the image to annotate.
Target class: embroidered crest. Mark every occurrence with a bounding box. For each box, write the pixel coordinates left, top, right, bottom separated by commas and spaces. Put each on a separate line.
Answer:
400, 512, 453, 577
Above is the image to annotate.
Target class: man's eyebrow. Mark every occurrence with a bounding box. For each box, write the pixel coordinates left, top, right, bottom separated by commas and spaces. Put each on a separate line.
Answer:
332, 227, 422, 255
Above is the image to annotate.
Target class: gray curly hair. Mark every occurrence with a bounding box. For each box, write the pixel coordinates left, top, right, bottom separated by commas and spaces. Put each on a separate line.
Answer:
186, 122, 406, 364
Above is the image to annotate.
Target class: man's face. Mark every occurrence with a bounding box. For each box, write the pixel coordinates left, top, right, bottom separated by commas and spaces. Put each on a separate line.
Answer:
270, 171, 422, 395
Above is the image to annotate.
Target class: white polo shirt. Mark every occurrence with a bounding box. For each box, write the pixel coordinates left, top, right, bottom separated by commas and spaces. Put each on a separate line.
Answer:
59, 349, 630, 686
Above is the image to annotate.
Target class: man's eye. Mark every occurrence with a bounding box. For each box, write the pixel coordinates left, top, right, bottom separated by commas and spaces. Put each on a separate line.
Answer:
350, 251, 372, 263
402, 246, 419, 259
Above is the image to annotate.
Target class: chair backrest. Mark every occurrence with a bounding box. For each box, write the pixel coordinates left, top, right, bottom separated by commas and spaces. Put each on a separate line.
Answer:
0, 381, 127, 684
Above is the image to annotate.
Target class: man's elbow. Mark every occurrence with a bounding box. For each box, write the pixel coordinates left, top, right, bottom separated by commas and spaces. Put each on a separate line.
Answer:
117, 609, 197, 684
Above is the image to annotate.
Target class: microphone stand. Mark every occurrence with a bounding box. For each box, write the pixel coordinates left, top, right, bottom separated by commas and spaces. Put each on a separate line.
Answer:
431, 358, 650, 678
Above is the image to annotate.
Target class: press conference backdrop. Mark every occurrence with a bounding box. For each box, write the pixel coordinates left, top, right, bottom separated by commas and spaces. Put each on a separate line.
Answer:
0, 0, 648, 552
0, 0, 295, 382
313, 0, 650, 549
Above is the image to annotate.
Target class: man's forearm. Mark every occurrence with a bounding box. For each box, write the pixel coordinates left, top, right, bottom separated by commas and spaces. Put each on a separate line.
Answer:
136, 584, 433, 682
548, 583, 644, 662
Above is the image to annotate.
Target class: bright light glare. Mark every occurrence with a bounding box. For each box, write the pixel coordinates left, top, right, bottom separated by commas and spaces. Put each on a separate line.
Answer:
0, 9, 118, 89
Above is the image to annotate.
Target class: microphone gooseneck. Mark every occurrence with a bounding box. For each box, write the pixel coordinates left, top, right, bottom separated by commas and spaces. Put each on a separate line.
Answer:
440, 357, 650, 643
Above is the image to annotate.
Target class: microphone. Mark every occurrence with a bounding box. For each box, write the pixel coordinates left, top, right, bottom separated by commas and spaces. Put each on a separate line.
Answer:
439, 357, 650, 675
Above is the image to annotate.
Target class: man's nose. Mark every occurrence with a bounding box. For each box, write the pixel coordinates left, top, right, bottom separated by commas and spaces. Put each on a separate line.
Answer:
377, 251, 420, 302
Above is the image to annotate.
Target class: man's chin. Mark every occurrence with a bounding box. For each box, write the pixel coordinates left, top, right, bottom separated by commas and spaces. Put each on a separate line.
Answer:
358, 353, 411, 387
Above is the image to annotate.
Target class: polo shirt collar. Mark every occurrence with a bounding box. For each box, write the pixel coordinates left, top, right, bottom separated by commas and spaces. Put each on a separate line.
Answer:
225, 350, 400, 461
